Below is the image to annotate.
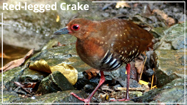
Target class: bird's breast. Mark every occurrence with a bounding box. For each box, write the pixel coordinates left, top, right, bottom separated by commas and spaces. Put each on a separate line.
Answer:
76, 38, 122, 71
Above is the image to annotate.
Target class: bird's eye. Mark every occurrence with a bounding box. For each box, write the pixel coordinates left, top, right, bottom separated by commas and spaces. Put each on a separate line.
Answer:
71, 24, 80, 31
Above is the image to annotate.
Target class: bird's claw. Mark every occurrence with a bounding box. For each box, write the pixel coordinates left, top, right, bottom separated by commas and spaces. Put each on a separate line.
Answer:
70, 92, 91, 105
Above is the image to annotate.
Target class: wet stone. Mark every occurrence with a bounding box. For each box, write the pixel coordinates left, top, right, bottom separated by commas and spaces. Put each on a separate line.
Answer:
101, 12, 110, 17
172, 36, 187, 50
133, 78, 185, 103
144, 68, 154, 77
73, 72, 89, 90
155, 50, 185, 87
37, 71, 74, 94
158, 22, 186, 50
31, 38, 91, 72
84, 84, 95, 93
20, 69, 48, 82
2, 91, 22, 103
119, 78, 142, 88
14, 90, 87, 104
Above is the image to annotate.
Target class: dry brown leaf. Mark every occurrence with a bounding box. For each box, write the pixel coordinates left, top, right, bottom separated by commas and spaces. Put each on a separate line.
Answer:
0, 49, 34, 72
0, 58, 25, 72
0, 53, 11, 59
117, 87, 147, 92
135, 59, 144, 74
52, 42, 65, 47
29, 59, 78, 85
153, 9, 175, 26
166, 17, 176, 26
83, 68, 99, 80
14, 82, 37, 93
24, 49, 34, 59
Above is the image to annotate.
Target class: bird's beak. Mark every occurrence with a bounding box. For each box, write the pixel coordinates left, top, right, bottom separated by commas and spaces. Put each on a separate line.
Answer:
54, 26, 70, 35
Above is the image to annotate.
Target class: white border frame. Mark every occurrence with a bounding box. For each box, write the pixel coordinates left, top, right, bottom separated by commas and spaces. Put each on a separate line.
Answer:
1, 1, 186, 104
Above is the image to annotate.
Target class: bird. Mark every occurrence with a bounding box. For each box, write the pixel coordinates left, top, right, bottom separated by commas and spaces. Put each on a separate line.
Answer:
54, 18, 153, 104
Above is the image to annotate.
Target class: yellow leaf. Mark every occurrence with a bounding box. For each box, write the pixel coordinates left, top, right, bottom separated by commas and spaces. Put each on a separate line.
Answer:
151, 85, 157, 89
29, 59, 78, 85
56, 15, 60, 22
50, 63, 78, 85
139, 80, 149, 85
116, 1, 130, 8
29, 59, 51, 73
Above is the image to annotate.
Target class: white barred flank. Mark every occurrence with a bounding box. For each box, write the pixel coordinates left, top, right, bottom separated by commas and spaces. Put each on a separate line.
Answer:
100, 50, 122, 70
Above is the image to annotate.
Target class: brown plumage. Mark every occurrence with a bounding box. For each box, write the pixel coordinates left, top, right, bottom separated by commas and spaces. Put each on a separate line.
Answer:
54, 18, 153, 104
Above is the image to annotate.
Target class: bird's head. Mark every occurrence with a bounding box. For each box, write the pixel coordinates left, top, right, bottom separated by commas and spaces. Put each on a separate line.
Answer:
54, 18, 97, 40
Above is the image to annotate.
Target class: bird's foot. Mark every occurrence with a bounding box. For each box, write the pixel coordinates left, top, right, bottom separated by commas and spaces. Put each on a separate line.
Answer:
110, 98, 130, 102
71, 92, 91, 105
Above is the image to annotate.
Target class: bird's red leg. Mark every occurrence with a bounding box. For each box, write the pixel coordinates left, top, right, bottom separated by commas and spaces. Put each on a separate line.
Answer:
71, 71, 105, 104
110, 63, 130, 101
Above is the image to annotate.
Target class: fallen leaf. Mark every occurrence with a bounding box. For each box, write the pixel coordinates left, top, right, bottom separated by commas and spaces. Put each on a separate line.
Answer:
142, 5, 152, 17
116, 87, 147, 92
52, 42, 76, 48
50, 63, 78, 85
98, 93, 109, 101
57, 42, 63, 46
14, 82, 37, 93
56, 15, 60, 22
29, 59, 51, 73
133, 3, 138, 8
0, 53, 11, 59
130, 62, 138, 81
116, 1, 130, 8
0, 49, 34, 72
101, 84, 114, 92
139, 80, 149, 85
135, 58, 144, 74
152, 9, 175, 26
52, 42, 65, 47
83, 68, 99, 80
29, 59, 78, 85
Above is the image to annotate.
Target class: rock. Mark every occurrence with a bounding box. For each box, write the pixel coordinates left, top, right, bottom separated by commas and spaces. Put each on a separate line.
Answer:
20, 69, 48, 82
157, 41, 172, 50
172, 36, 187, 50
73, 72, 89, 90
2, 67, 22, 90
37, 71, 74, 94
144, 68, 154, 77
104, 64, 127, 81
133, 78, 185, 103
14, 90, 87, 104
158, 22, 186, 50
1, 66, 46, 92
155, 50, 185, 87
114, 78, 142, 89
101, 12, 110, 17
1, 91, 23, 103
31, 38, 91, 72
